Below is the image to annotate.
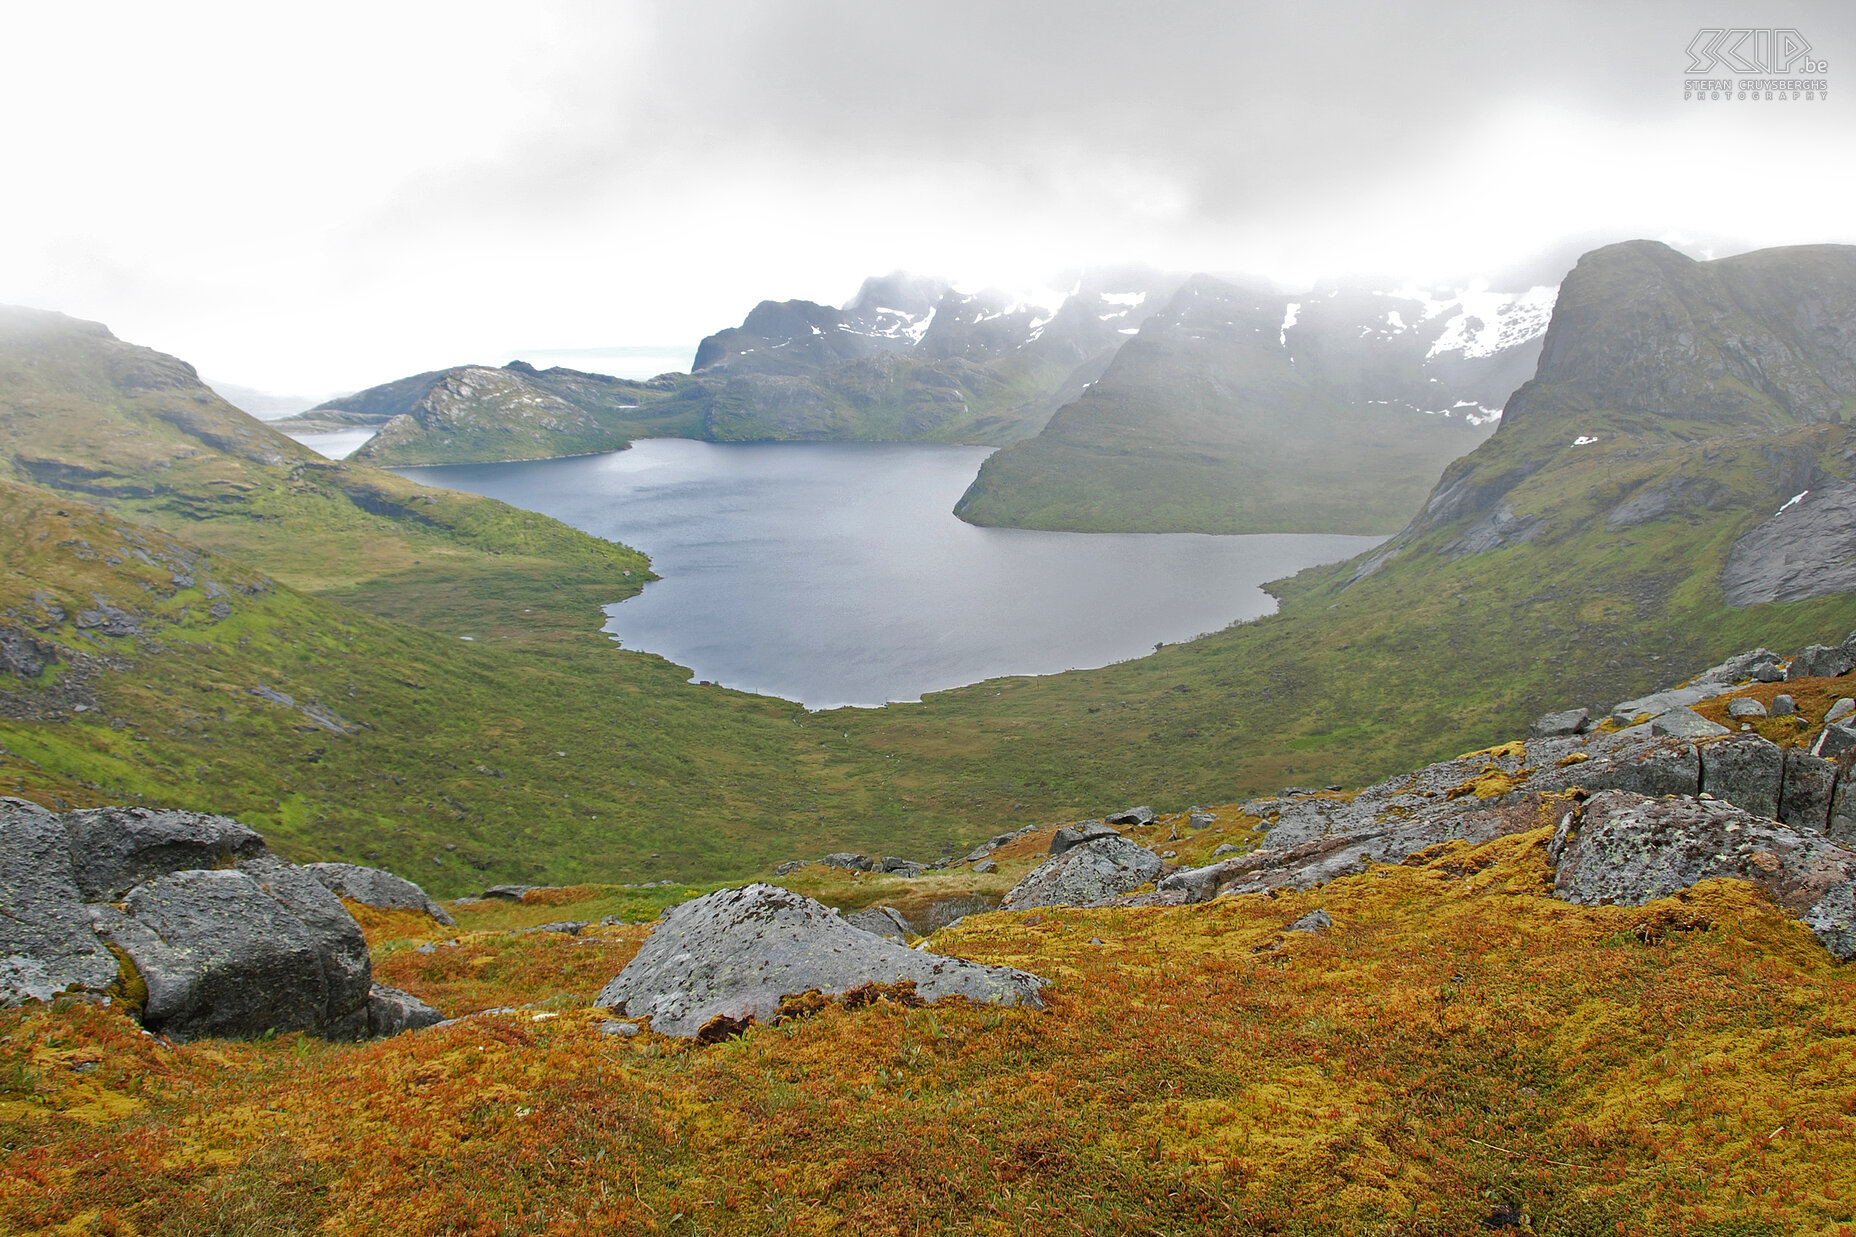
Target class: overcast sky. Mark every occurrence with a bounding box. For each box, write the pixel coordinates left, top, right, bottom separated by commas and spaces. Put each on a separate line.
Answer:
2, 0, 1851, 395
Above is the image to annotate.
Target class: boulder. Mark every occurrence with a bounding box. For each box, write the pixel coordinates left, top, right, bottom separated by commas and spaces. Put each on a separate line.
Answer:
1790, 633, 1856, 681
1550, 791, 1856, 959
1285, 909, 1332, 934
1186, 811, 1219, 830
1651, 708, 1732, 739
1726, 697, 1768, 718
304, 862, 456, 927
1529, 708, 1590, 737
875, 856, 925, 877
94, 866, 373, 1042
0, 799, 121, 1006
1004, 837, 1162, 910
1, 799, 434, 1041
58, 806, 267, 901
1829, 775, 1856, 847
1779, 750, 1838, 831
1106, 806, 1156, 827
595, 884, 1044, 1037
482, 884, 539, 901
1697, 735, 1784, 820
843, 905, 911, 942
366, 983, 443, 1036
1828, 698, 1856, 724
1048, 820, 1119, 855
1812, 723, 1856, 761
817, 853, 873, 873
971, 858, 996, 874
1772, 694, 1797, 717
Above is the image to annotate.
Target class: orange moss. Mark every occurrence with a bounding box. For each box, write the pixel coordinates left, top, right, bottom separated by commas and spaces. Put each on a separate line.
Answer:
5, 834, 1856, 1235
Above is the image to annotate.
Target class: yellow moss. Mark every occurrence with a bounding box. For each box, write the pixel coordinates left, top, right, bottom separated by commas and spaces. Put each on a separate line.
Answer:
102, 943, 147, 1014
1445, 764, 1535, 800
1457, 738, 1526, 761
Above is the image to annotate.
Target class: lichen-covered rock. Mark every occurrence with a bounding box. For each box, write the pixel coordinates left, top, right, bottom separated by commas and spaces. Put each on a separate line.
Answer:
1106, 806, 1155, 826
1804, 883, 1856, 961
1, 800, 426, 1040
59, 806, 267, 901
366, 983, 443, 1036
95, 867, 372, 1042
1003, 837, 1161, 910
1779, 749, 1838, 831
1551, 791, 1856, 924
1789, 631, 1856, 680
843, 905, 911, 942
1048, 820, 1119, 855
304, 862, 456, 927
1651, 708, 1732, 739
817, 853, 872, 872
1529, 707, 1589, 737
595, 884, 1043, 1037
0, 799, 120, 1007
1697, 734, 1784, 820
1829, 774, 1856, 847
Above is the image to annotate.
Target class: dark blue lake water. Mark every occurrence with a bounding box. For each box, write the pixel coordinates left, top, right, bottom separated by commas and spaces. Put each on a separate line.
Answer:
398, 440, 1382, 709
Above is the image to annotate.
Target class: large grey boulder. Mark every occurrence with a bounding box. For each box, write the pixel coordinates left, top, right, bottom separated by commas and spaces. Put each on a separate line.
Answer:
1789, 631, 1856, 680
1780, 750, 1838, 831
1697, 735, 1784, 819
1048, 820, 1119, 855
1105, 806, 1156, 826
1813, 723, 1856, 760
0, 799, 121, 1006
1829, 774, 1856, 846
1, 800, 435, 1041
59, 806, 267, 901
94, 866, 372, 1041
1804, 883, 1856, 961
1003, 836, 1161, 910
1550, 791, 1856, 958
595, 884, 1044, 1037
304, 862, 456, 927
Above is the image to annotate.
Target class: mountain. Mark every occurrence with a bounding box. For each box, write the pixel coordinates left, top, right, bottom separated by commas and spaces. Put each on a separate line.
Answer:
823, 240, 1856, 808
679, 268, 1184, 444
953, 276, 1556, 533
276, 268, 1184, 465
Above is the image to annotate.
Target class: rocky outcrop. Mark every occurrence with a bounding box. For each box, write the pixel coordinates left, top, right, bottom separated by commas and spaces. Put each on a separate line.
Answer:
1002, 837, 1162, 910
1720, 482, 1856, 605
304, 862, 456, 927
595, 884, 1044, 1038
1148, 639, 1856, 930
0, 798, 439, 1040
1048, 821, 1120, 855
1551, 791, 1855, 958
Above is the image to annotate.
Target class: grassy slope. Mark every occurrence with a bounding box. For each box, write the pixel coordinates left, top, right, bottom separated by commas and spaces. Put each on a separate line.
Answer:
0, 311, 990, 889
6, 827, 1854, 1234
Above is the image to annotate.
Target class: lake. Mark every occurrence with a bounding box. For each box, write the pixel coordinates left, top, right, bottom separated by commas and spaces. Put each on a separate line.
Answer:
397, 440, 1383, 709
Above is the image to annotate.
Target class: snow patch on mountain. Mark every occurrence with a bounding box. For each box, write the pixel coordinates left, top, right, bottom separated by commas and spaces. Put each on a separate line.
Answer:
1425, 285, 1558, 361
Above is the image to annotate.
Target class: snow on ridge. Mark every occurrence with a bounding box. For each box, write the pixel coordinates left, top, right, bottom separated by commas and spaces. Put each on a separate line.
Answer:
1279, 302, 1299, 350
1425, 285, 1558, 361
1099, 291, 1147, 307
